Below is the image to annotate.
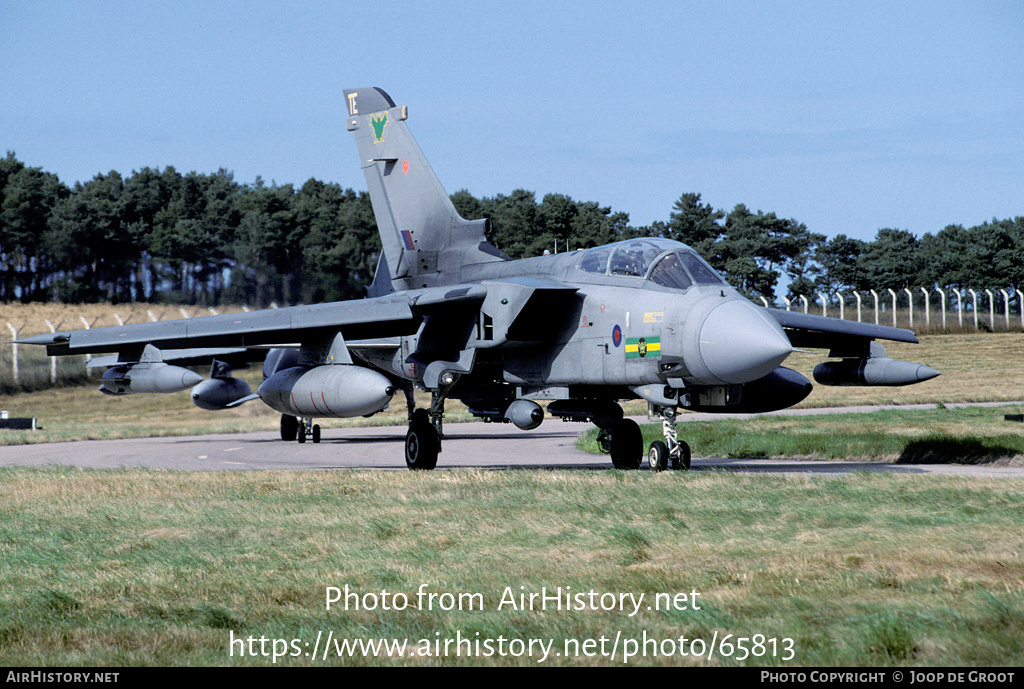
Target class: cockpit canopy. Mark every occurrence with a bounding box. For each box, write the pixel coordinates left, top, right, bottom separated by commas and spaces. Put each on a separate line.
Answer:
577, 238, 727, 290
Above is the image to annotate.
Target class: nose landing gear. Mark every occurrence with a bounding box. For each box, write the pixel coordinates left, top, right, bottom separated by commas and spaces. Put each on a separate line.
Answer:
647, 405, 690, 471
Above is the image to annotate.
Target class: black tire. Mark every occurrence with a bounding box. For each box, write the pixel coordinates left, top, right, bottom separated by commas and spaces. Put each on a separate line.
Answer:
280, 414, 298, 441
312, 424, 321, 444
405, 416, 439, 470
609, 419, 642, 470
648, 441, 669, 472
671, 441, 692, 470
297, 424, 306, 444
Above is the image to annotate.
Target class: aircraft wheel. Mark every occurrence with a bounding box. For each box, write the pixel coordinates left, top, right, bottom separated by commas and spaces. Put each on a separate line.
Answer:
596, 428, 612, 455
648, 441, 669, 472
297, 424, 306, 444
405, 415, 439, 471
609, 419, 642, 470
671, 441, 692, 471
280, 414, 298, 441
312, 424, 321, 444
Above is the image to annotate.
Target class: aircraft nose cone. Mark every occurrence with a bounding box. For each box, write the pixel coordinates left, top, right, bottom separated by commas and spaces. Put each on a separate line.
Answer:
698, 300, 793, 384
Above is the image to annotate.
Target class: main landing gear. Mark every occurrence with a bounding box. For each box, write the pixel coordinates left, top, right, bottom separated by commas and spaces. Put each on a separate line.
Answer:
402, 379, 455, 471
280, 414, 321, 444
597, 418, 644, 470
596, 404, 691, 471
405, 408, 439, 470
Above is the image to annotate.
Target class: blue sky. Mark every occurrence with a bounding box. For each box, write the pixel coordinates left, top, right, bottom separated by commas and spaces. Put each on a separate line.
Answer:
3, 1, 1022, 242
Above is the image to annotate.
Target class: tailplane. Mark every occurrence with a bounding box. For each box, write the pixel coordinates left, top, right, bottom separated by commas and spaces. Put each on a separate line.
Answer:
344, 88, 507, 290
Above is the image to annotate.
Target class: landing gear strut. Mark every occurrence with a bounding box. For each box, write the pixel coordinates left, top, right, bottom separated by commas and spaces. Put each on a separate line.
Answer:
402, 375, 458, 471
648, 405, 690, 471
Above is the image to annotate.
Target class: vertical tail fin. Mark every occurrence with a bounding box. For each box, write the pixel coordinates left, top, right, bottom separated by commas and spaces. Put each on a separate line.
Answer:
344, 88, 507, 290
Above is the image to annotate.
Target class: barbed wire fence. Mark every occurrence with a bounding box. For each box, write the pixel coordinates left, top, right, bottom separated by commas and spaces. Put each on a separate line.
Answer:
1, 303, 264, 391
759, 287, 1024, 331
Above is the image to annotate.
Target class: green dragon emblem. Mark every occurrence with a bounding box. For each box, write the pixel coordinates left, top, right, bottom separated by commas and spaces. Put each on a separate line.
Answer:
371, 112, 388, 143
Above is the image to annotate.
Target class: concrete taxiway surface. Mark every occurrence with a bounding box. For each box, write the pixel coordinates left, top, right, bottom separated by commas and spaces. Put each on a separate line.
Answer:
2, 403, 1022, 477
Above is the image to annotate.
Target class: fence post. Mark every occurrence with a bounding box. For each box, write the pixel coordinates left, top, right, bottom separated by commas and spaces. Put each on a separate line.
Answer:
985, 289, 995, 330
920, 287, 930, 327
759, 296, 769, 308
904, 288, 914, 329
799, 295, 809, 314
935, 287, 946, 329
855, 291, 863, 322
1001, 289, 1011, 330
817, 292, 827, 318
887, 289, 897, 328
6, 323, 23, 386
952, 288, 963, 327
870, 290, 879, 325
837, 291, 846, 320
782, 296, 791, 311
1018, 289, 1024, 330
44, 319, 66, 384
79, 316, 100, 363
968, 289, 979, 329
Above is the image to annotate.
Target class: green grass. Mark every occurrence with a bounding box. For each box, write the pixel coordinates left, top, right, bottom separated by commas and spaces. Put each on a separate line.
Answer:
1, 468, 1022, 666
578, 406, 1024, 464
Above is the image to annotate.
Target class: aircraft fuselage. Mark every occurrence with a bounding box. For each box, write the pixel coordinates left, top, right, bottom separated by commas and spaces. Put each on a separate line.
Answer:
359, 236, 795, 414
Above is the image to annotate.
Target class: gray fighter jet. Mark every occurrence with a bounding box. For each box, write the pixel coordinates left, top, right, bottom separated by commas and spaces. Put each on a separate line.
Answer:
19, 87, 939, 470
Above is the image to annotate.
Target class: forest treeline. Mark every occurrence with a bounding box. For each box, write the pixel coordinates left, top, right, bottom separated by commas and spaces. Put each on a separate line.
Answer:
1, 151, 1021, 307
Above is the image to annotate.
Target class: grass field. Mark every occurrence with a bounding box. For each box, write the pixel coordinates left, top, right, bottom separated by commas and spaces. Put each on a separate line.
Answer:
1, 468, 1022, 666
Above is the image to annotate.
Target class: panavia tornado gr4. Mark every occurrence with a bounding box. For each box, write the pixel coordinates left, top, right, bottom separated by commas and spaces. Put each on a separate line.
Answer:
19, 87, 939, 470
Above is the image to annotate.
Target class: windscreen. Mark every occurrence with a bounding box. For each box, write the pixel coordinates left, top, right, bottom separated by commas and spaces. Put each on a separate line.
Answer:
649, 251, 727, 289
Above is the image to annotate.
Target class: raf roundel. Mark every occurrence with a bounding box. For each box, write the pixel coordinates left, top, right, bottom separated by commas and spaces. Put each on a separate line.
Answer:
612, 325, 622, 347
